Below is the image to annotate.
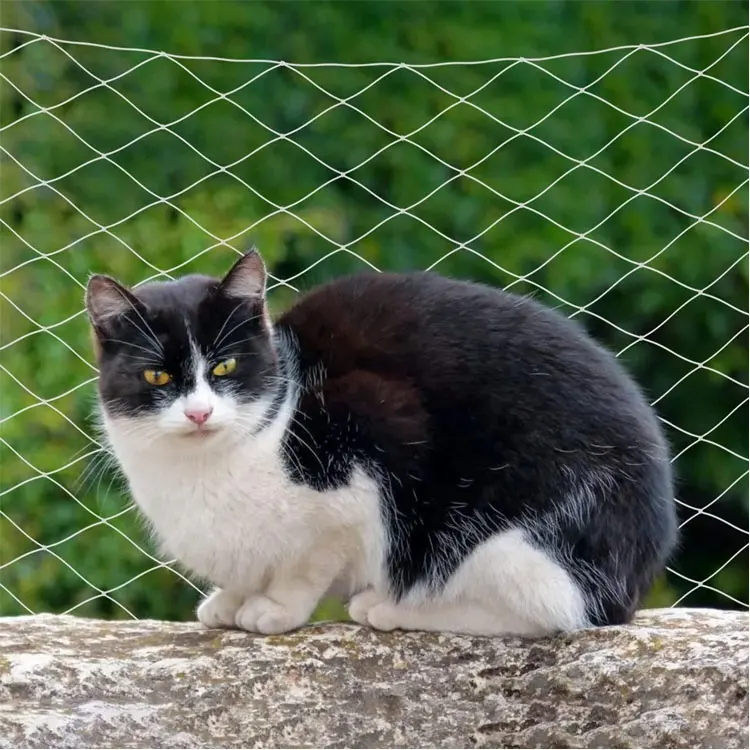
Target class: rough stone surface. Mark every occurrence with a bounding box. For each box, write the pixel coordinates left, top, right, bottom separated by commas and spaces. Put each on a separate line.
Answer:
0, 608, 747, 748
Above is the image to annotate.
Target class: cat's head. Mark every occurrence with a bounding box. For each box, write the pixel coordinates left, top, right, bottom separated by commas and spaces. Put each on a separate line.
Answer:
86, 250, 282, 449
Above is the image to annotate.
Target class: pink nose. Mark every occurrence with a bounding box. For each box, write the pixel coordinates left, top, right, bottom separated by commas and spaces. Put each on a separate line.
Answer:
184, 407, 213, 425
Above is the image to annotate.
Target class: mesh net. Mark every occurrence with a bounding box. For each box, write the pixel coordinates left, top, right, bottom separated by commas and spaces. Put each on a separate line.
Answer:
0, 26, 747, 620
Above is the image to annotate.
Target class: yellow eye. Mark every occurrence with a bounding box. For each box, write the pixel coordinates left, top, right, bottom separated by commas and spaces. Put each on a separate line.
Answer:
143, 369, 172, 386
212, 358, 237, 377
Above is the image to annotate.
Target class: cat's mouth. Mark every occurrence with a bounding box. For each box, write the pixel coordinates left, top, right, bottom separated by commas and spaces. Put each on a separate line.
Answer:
180, 425, 222, 439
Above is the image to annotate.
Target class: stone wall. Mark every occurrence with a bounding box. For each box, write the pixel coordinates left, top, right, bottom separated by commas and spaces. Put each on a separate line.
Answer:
1, 608, 747, 748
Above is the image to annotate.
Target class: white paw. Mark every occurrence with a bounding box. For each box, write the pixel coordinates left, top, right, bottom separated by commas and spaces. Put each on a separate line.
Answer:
196, 589, 244, 629
235, 595, 307, 635
348, 589, 397, 630
348, 588, 386, 625
363, 602, 401, 632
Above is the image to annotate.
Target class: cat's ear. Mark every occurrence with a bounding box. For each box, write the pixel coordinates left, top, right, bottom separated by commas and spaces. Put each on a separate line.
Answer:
220, 248, 266, 302
85, 275, 141, 333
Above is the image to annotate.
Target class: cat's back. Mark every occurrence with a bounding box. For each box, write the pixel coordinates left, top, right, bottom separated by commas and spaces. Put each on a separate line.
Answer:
278, 270, 666, 454
279, 270, 566, 362
279, 271, 631, 396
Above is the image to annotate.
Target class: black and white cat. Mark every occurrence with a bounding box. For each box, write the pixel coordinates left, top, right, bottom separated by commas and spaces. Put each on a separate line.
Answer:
86, 249, 677, 637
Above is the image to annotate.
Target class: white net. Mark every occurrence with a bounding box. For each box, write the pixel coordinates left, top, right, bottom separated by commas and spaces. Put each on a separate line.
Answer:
0, 25, 747, 620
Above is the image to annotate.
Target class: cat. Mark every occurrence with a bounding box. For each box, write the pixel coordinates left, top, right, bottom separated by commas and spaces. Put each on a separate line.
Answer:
85, 249, 677, 637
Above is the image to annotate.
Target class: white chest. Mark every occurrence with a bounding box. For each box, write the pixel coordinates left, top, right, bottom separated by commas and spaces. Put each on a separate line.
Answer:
111, 436, 385, 594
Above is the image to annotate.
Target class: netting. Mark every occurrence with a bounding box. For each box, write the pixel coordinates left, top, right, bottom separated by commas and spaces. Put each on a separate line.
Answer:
0, 25, 748, 621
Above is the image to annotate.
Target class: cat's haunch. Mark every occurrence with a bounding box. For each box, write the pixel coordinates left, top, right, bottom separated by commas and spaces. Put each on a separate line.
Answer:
86, 249, 677, 637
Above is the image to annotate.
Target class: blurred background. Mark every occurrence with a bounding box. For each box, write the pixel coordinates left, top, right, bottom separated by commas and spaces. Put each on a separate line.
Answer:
0, 1, 747, 622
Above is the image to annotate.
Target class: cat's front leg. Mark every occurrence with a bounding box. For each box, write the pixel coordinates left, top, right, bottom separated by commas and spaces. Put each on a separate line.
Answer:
196, 587, 245, 629
234, 592, 312, 635
234, 553, 345, 635
348, 587, 390, 625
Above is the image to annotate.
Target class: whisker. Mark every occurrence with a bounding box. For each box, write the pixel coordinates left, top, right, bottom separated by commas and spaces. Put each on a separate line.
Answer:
212, 344, 260, 361
287, 412, 318, 447
94, 459, 122, 514
285, 426, 327, 475
211, 301, 247, 351
107, 338, 163, 358
76, 449, 118, 497
212, 313, 263, 356
75, 449, 112, 493
116, 286, 164, 353
115, 354, 164, 367
121, 306, 163, 356
265, 374, 306, 392
67, 442, 103, 464
282, 442, 308, 481
231, 417, 309, 477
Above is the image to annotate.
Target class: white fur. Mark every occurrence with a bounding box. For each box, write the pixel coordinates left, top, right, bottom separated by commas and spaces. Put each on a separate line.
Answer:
349, 529, 588, 636
104, 376, 387, 635
103, 364, 589, 637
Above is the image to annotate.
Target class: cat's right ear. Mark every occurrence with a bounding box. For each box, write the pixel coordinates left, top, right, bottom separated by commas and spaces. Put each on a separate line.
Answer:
85, 275, 140, 338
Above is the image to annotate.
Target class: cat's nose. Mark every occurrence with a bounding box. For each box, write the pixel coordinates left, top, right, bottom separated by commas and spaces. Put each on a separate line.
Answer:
184, 407, 213, 425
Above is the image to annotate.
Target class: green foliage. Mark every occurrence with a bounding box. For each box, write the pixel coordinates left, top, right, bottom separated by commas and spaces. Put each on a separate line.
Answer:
1, 1, 747, 623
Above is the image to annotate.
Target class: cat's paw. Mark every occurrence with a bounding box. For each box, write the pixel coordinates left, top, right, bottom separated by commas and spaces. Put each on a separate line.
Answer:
361, 602, 401, 632
197, 588, 244, 629
348, 588, 390, 627
235, 595, 307, 635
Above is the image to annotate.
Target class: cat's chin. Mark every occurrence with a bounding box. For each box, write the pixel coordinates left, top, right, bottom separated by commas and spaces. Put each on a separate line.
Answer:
172, 425, 228, 442
153, 427, 233, 453
179, 428, 221, 439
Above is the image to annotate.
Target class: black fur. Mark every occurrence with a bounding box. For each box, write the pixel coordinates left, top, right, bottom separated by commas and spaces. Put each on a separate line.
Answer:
277, 271, 677, 625
89, 257, 677, 626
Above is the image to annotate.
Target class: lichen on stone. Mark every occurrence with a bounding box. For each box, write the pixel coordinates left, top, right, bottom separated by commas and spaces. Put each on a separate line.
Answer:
0, 608, 747, 749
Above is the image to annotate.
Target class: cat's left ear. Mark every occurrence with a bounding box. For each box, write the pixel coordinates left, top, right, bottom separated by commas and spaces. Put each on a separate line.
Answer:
220, 248, 266, 302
